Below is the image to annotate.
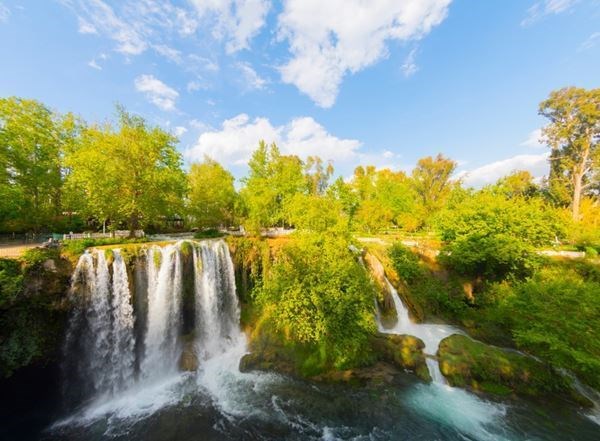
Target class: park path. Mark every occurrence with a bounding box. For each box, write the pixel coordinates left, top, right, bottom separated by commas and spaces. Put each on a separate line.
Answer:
0, 243, 38, 259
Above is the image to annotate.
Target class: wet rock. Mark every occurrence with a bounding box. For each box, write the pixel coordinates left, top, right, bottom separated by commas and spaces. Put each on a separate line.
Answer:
179, 340, 199, 372
371, 334, 431, 382
438, 335, 592, 407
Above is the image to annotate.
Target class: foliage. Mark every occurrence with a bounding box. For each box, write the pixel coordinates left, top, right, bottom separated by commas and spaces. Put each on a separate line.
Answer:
21, 247, 61, 268
188, 157, 237, 228
0, 259, 23, 309
0, 97, 80, 232
193, 229, 224, 239
254, 233, 376, 371
503, 272, 600, 389
240, 141, 305, 232
439, 234, 542, 282
388, 243, 423, 283
284, 193, 347, 233
64, 107, 187, 233
539, 87, 600, 220
61, 237, 148, 256
436, 190, 563, 246
411, 154, 457, 216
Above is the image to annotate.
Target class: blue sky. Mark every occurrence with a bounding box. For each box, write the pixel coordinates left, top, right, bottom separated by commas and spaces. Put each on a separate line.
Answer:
0, 0, 599, 185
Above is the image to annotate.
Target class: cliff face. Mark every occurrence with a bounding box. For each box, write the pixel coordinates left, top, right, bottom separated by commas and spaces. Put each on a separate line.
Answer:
0, 250, 73, 378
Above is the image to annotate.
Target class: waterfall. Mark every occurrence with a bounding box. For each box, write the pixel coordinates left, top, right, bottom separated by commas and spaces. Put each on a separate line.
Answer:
63, 239, 244, 408
64, 250, 136, 399
376, 276, 462, 383
140, 244, 183, 380
193, 241, 241, 360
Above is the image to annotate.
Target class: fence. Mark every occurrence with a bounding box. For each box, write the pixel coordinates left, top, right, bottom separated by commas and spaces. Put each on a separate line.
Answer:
62, 230, 145, 240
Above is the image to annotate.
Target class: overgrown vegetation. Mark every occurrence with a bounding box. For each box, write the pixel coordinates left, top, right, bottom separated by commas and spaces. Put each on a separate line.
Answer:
61, 237, 149, 256
249, 233, 377, 375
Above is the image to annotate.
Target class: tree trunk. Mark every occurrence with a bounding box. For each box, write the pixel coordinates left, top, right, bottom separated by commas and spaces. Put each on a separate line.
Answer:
129, 213, 139, 238
572, 172, 583, 221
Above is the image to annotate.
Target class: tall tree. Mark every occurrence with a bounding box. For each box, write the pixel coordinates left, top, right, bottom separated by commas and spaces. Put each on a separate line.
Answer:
188, 156, 237, 229
241, 141, 305, 231
411, 154, 457, 215
539, 87, 600, 220
304, 156, 334, 195
65, 107, 186, 234
0, 97, 75, 232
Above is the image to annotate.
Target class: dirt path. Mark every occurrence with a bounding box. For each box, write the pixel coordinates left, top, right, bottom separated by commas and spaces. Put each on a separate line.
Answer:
0, 243, 38, 259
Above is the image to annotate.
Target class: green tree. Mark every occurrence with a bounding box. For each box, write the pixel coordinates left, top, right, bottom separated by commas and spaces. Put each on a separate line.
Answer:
240, 141, 305, 231
65, 107, 186, 234
188, 156, 237, 229
285, 193, 347, 233
539, 87, 600, 220
304, 156, 334, 195
411, 154, 457, 215
0, 97, 77, 232
492, 170, 539, 198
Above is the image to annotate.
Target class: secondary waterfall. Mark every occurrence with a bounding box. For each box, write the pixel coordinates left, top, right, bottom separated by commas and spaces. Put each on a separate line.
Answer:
63, 239, 243, 407
376, 277, 463, 383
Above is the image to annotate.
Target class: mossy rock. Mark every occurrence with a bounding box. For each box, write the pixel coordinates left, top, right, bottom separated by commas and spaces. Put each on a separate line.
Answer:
370, 334, 431, 382
437, 335, 592, 407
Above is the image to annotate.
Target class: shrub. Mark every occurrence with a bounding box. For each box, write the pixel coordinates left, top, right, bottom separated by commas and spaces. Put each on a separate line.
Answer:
254, 232, 376, 372
439, 233, 541, 282
388, 243, 423, 283
193, 229, 224, 239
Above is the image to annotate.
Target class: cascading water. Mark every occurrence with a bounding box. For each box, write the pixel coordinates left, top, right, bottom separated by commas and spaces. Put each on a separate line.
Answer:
376, 277, 462, 383
62, 239, 245, 416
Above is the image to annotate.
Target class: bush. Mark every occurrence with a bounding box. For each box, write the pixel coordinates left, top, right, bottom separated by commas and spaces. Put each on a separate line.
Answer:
0, 259, 23, 309
439, 233, 541, 282
388, 243, 423, 283
504, 274, 600, 389
193, 229, 224, 239
21, 247, 60, 268
254, 232, 376, 372
62, 237, 148, 255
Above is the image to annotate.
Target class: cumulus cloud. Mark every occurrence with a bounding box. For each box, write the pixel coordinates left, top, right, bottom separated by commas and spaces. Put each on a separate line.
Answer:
134, 74, 179, 111
521, 0, 579, 26
277, 0, 452, 107
459, 152, 550, 187
184, 114, 362, 166
190, 0, 271, 53
520, 128, 547, 148
174, 126, 187, 137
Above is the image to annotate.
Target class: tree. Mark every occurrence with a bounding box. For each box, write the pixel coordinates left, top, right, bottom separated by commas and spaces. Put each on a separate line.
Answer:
65, 107, 186, 234
0, 98, 76, 232
411, 154, 457, 215
240, 141, 305, 231
304, 156, 334, 195
539, 87, 600, 220
285, 193, 346, 233
492, 170, 538, 198
188, 156, 237, 229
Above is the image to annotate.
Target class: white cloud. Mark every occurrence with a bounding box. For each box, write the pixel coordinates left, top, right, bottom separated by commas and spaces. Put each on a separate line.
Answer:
190, 0, 271, 53
277, 0, 451, 107
88, 59, 102, 70
0, 3, 10, 23
64, 1, 200, 56
579, 32, 600, 51
459, 152, 550, 187
174, 126, 187, 137
152, 44, 182, 63
401, 48, 419, 77
187, 81, 203, 92
521, 0, 579, 26
134, 74, 179, 111
520, 128, 547, 148
185, 114, 362, 166
237, 62, 268, 90
77, 16, 97, 34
